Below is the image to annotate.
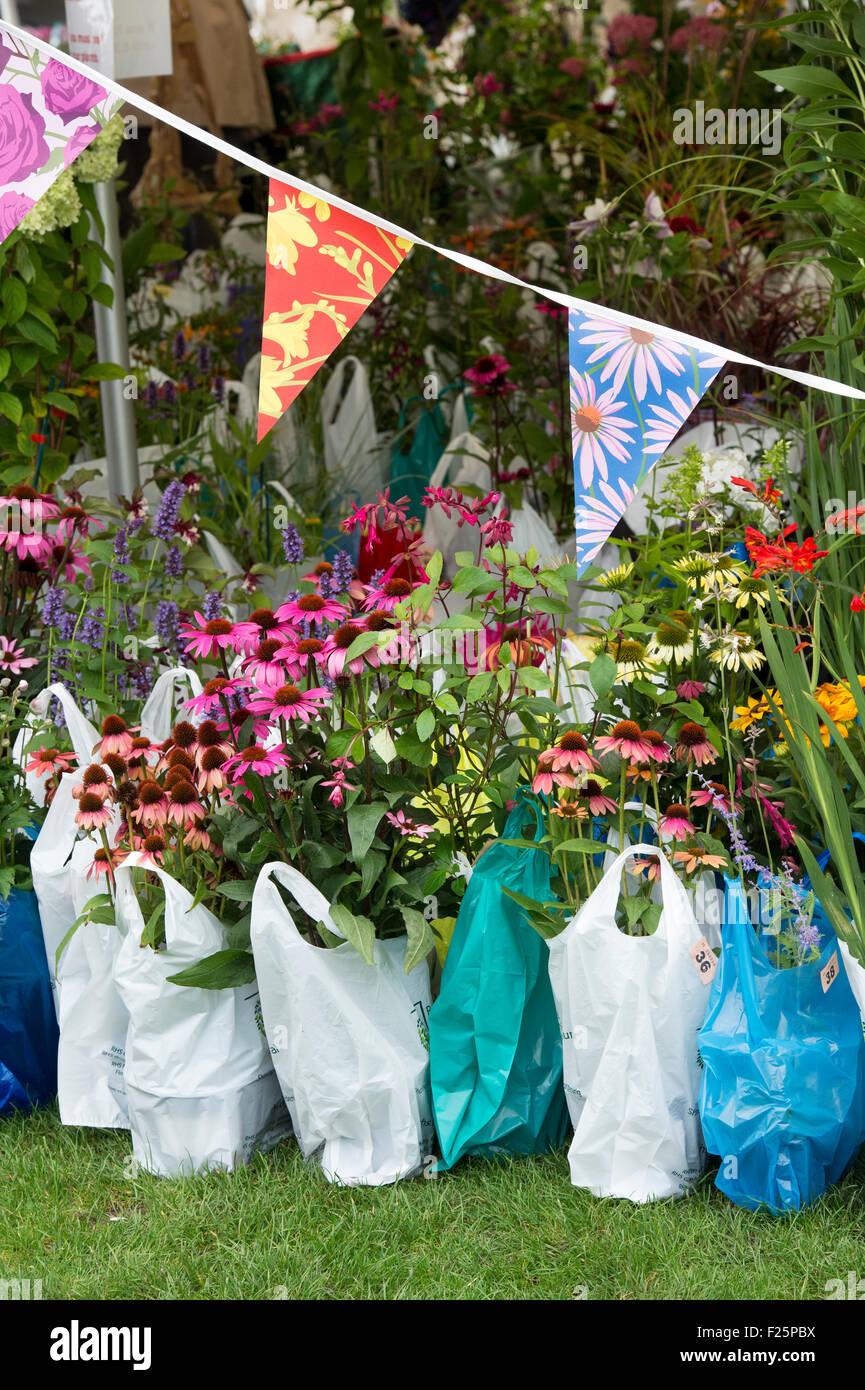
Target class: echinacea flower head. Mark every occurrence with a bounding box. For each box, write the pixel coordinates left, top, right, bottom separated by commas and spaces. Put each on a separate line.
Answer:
86, 846, 124, 880
647, 617, 692, 664
706, 631, 764, 673
232, 606, 296, 652
277, 593, 345, 627
594, 720, 654, 764
134, 780, 169, 827
674, 846, 728, 875
165, 780, 206, 826
180, 613, 239, 659
464, 353, 510, 387
385, 809, 434, 839
640, 729, 672, 763
531, 766, 577, 796
98, 714, 134, 758
689, 781, 738, 813
676, 680, 706, 700
184, 677, 245, 716
628, 855, 661, 883
197, 746, 229, 792
223, 744, 292, 783
247, 683, 331, 723
547, 731, 599, 773
184, 825, 215, 852
659, 803, 695, 841
596, 561, 635, 592
0, 636, 37, 673
322, 622, 372, 677
242, 637, 292, 687
75, 791, 112, 831
484, 620, 554, 670
25, 746, 75, 777
726, 574, 768, 609
575, 779, 618, 815
361, 576, 415, 613
138, 833, 166, 866
675, 721, 718, 766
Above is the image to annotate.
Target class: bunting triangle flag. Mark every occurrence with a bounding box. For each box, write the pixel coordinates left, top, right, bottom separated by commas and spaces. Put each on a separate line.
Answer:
0, 32, 122, 245
568, 305, 726, 572
258, 179, 413, 440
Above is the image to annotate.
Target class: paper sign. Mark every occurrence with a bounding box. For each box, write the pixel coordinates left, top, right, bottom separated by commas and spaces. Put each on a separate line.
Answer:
821, 950, 839, 993
690, 936, 718, 985
66, 0, 172, 81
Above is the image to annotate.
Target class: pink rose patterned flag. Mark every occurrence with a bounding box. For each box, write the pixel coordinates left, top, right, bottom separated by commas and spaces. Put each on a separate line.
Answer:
258, 178, 413, 440
0, 31, 121, 244
568, 305, 726, 572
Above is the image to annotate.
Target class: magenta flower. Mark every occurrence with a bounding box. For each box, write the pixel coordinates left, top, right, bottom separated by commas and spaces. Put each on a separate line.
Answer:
463, 353, 510, 387
184, 677, 249, 716
531, 767, 577, 797
576, 780, 618, 816
660, 804, 696, 841
276, 594, 345, 627
180, 613, 240, 659
361, 576, 417, 613
241, 638, 293, 688
480, 515, 514, 548
0, 636, 37, 673
232, 607, 296, 653
246, 683, 331, 723
546, 734, 599, 774
25, 746, 75, 777
321, 769, 356, 809
75, 792, 112, 832
594, 720, 654, 764
676, 680, 706, 700
386, 810, 434, 839
40, 59, 106, 124
369, 90, 399, 112
223, 744, 292, 783
321, 622, 374, 678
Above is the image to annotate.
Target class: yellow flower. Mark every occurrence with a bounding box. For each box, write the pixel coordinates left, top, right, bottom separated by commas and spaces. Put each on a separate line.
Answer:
731, 696, 772, 733
266, 195, 319, 274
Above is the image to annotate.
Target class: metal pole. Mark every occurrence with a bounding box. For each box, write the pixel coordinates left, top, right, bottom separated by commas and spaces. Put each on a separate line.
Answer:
90, 178, 139, 499
0, 2, 20, 26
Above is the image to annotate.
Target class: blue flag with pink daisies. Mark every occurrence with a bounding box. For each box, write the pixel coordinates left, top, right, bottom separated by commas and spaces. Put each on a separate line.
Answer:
568, 306, 725, 571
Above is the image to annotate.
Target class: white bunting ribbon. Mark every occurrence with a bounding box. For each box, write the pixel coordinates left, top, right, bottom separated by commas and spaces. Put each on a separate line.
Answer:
2, 17, 864, 403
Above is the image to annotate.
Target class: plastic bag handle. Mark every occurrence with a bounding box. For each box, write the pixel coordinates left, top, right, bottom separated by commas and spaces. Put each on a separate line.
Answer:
501, 788, 546, 844
577, 842, 693, 949
254, 861, 345, 941
722, 875, 769, 1042
139, 666, 204, 741
23, 683, 99, 767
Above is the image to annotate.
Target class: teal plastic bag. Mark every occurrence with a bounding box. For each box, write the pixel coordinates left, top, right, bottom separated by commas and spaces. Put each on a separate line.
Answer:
430, 790, 569, 1168
698, 876, 865, 1213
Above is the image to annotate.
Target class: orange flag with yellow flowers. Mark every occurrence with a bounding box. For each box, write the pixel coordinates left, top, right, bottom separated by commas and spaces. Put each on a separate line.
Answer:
257, 180, 413, 440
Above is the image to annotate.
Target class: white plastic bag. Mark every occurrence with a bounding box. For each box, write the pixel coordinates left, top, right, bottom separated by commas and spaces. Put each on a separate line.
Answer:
113, 856, 290, 1176
547, 843, 711, 1202
250, 863, 434, 1186
13, 682, 99, 806
30, 773, 81, 1023
139, 667, 204, 742
321, 355, 386, 503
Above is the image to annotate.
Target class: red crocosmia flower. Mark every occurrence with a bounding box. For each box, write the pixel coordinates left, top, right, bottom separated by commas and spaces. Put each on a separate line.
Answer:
744, 524, 828, 578
827, 506, 865, 535
851, 594, 865, 613
730, 475, 782, 505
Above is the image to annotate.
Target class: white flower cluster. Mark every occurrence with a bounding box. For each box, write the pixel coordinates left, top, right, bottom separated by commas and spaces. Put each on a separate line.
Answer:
72, 113, 125, 184
18, 170, 81, 240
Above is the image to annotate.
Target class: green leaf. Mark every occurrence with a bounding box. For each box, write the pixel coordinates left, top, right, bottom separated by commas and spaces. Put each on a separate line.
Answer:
757, 65, 856, 100
0, 392, 22, 425
330, 903, 376, 965
516, 665, 551, 690
167, 949, 257, 990
400, 905, 434, 973
346, 800, 386, 862
416, 708, 435, 742
0, 348, 10, 384
16, 313, 58, 351
81, 362, 128, 382
212, 878, 256, 902
589, 653, 617, 700
2, 279, 27, 325
466, 670, 494, 701
146, 242, 187, 264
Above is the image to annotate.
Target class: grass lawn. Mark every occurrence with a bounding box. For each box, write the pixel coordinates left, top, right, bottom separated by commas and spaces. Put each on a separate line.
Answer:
1, 1105, 863, 1301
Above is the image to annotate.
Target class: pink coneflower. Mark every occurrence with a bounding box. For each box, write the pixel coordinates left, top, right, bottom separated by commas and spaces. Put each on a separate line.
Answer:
138, 833, 166, 866
184, 825, 214, 852
464, 353, 510, 387
181, 614, 239, 660
676, 680, 706, 700
98, 714, 134, 759
242, 637, 292, 687
165, 780, 206, 826
675, 722, 718, 766
194, 720, 233, 764
50, 542, 91, 584
361, 576, 417, 613
532, 764, 577, 796
75, 792, 112, 831
547, 732, 599, 774
134, 780, 169, 827
0, 487, 58, 561
233, 607, 296, 653
690, 781, 737, 813
55, 505, 103, 543
125, 736, 154, 781
594, 720, 654, 764
223, 744, 291, 784
575, 779, 618, 815
0, 635, 38, 673
277, 593, 345, 628
320, 769, 356, 808
640, 729, 672, 764
184, 677, 247, 716
25, 746, 76, 777
197, 746, 229, 793
386, 810, 434, 839
86, 846, 124, 881
659, 804, 695, 841
301, 560, 335, 586
628, 855, 662, 882
73, 763, 112, 800
247, 683, 331, 723
322, 622, 374, 677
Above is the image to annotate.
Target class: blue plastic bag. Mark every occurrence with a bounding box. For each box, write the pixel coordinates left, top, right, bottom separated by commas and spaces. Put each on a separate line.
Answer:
698, 876, 865, 1213
430, 791, 569, 1168
0, 888, 58, 1116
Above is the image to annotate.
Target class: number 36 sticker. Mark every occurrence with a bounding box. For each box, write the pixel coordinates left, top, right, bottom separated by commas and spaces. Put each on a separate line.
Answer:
690, 936, 718, 985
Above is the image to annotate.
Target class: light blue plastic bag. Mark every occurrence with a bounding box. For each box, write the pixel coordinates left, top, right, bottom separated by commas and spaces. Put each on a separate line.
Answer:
698, 876, 865, 1213
429, 791, 568, 1168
